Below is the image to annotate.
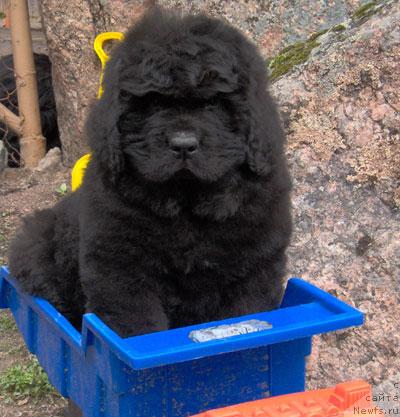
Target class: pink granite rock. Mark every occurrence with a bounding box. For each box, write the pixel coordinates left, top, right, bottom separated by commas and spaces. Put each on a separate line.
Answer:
269, 1, 400, 392
39, 0, 365, 164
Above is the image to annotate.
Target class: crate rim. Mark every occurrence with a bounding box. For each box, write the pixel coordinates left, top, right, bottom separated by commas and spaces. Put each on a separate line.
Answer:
0, 265, 364, 370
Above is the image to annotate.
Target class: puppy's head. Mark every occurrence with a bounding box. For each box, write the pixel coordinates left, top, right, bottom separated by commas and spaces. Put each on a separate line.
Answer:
87, 8, 285, 185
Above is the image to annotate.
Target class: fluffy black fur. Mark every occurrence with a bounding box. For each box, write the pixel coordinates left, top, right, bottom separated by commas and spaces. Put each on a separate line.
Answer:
0, 53, 60, 165
9, 9, 292, 337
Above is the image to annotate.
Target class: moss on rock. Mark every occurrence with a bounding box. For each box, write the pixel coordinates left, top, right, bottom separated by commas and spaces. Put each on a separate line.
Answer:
308, 28, 329, 41
351, 0, 390, 23
352, 1, 378, 20
331, 23, 347, 32
267, 0, 390, 82
268, 35, 321, 81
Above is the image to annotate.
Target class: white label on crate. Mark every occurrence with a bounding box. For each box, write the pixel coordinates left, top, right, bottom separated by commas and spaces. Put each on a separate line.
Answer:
189, 319, 273, 343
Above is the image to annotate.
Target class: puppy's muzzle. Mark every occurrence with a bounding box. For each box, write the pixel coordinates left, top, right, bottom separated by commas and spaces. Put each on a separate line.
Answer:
169, 132, 199, 159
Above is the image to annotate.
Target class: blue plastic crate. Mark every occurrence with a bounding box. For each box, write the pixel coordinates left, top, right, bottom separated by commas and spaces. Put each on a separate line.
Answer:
0, 266, 363, 417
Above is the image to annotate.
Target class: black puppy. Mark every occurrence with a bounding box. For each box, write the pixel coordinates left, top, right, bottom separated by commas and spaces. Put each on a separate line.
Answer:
0, 53, 60, 165
9, 9, 292, 337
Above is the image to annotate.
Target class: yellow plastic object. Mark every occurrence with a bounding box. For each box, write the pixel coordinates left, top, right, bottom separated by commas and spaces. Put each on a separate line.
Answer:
71, 32, 124, 191
94, 31, 125, 99
71, 153, 91, 191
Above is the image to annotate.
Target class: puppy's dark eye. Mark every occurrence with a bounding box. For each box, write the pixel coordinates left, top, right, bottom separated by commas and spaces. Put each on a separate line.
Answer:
151, 95, 163, 106
119, 90, 131, 101
206, 96, 219, 106
141, 92, 168, 109
202, 70, 219, 83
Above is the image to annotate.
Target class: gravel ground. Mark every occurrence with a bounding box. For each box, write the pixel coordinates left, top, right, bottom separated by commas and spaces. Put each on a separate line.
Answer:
0, 167, 69, 417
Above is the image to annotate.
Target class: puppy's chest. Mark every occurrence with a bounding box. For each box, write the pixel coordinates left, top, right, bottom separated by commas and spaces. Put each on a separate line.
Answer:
159, 220, 223, 275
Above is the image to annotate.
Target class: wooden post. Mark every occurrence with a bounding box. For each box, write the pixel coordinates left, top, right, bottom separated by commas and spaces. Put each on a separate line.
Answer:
10, 0, 46, 167
0, 102, 22, 135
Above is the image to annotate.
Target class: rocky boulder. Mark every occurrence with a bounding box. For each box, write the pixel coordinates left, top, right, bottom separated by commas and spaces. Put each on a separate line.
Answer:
269, 0, 399, 395
39, 0, 366, 164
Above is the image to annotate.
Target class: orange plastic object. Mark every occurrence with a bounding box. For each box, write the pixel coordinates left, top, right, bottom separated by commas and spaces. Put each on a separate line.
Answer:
191, 381, 381, 417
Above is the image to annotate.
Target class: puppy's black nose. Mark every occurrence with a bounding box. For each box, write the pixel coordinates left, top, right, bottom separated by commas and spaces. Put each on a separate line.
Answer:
169, 132, 199, 158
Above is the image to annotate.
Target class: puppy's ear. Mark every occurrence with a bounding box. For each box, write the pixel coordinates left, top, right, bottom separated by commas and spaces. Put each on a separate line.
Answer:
238, 42, 286, 177
246, 86, 286, 177
85, 56, 125, 181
